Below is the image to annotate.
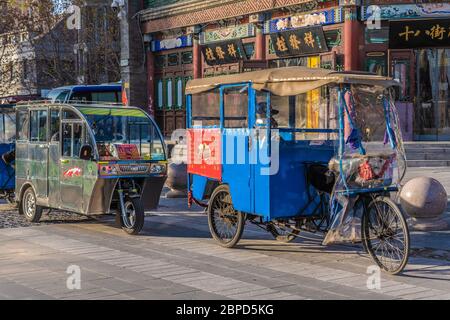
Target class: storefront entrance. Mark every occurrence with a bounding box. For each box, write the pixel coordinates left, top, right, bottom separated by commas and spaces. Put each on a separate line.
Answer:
415, 49, 450, 141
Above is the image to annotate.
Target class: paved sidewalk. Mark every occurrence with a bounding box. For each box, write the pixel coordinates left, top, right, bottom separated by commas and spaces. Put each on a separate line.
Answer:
1, 208, 450, 300
0, 167, 448, 300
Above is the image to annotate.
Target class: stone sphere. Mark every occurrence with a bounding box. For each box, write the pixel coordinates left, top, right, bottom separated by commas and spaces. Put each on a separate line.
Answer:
400, 177, 448, 219
166, 162, 187, 191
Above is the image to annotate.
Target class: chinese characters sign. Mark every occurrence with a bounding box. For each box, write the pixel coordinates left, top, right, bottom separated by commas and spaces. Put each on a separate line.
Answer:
265, 8, 343, 34
269, 26, 329, 57
201, 40, 246, 66
389, 19, 450, 49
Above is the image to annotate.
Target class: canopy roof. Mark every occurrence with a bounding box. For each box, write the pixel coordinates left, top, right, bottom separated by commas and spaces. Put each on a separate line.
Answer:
186, 67, 398, 96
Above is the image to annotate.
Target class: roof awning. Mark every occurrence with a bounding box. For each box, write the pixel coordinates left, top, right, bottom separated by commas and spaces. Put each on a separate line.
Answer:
186, 67, 398, 96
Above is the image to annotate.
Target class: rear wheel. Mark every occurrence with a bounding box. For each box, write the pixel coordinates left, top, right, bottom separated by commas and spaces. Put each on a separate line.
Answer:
20, 188, 42, 223
362, 197, 410, 275
207, 185, 245, 248
120, 197, 145, 235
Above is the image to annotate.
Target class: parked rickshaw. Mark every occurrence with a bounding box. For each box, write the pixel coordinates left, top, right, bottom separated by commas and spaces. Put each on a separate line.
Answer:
185, 67, 410, 274
0, 104, 16, 203
15, 102, 167, 235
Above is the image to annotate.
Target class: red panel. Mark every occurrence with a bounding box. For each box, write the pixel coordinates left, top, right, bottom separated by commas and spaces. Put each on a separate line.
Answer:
187, 129, 222, 181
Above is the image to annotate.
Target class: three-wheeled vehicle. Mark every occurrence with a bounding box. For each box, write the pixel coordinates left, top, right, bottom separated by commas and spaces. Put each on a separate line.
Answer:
185, 67, 410, 274
0, 104, 16, 203
15, 102, 167, 235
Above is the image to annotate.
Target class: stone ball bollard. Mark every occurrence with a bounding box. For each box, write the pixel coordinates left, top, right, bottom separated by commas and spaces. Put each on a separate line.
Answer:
400, 177, 449, 231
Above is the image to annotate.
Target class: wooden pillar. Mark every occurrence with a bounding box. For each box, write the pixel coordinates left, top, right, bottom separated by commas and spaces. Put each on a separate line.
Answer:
193, 34, 202, 79
344, 6, 361, 71
255, 25, 266, 61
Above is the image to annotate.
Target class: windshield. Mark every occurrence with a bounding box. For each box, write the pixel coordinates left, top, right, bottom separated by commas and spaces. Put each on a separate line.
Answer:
77, 107, 165, 161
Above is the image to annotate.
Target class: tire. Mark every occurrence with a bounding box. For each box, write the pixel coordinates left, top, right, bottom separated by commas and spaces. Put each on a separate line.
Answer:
120, 197, 145, 235
20, 187, 43, 223
207, 185, 245, 248
362, 197, 410, 275
267, 222, 299, 243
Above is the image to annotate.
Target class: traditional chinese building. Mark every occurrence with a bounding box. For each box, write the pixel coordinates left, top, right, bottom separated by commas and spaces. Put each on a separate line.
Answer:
138, 0, 450, 141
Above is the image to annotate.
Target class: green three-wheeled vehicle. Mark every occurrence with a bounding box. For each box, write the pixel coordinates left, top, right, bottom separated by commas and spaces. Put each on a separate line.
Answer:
15, 102, 167, 235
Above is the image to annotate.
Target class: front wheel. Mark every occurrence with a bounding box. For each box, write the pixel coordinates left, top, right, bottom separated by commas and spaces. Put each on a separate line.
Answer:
120, 197, 145, 235
362, 197, 410, 275
207, 185, 245, 248
20, 187, 43, 223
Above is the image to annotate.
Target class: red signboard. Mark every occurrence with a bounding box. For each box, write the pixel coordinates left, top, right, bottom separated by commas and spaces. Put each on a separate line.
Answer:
187, 129, 222, 181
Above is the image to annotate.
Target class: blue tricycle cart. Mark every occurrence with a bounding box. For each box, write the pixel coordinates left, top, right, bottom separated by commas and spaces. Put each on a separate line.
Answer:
0, 104, 16, 203
186, 67, 410, 275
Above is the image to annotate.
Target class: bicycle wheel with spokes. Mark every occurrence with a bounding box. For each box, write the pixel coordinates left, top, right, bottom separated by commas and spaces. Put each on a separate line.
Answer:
362, 197, 410, 275
207, 185, 245, 248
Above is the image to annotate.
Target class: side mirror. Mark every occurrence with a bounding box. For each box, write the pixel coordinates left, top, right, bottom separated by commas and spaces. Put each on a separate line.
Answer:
80, 145, 94, 161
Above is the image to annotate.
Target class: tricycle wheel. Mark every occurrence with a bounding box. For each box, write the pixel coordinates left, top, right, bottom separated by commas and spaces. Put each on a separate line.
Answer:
208, 185, 245, 248
20, 187, 42, 223
120, 197, 145, 235
362, 197, 410, 275
267, 222, 299, 243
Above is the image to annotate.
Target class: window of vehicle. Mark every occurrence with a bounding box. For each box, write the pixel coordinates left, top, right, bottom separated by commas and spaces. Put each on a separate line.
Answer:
55, 91, 69, 103
63, 109, 81, 120
261, 87, 338, 140
0, 110, 16, 143
77, 107, 166, 161
47, 89, 69, 103
223, 85, 248, 128
62, 123, 72, 157
91, 91, 120, 103
191, 89, 220, 127
50, 108, 60, 142
16, 109, 29, 141
73, 123, 83, 158
30, 110, 48, 142
62, 122, 84, 158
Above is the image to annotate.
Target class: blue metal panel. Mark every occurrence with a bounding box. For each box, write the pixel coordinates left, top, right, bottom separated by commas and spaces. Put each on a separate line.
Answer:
191, 175, 210, 200
252, 136, 271, 219
0, 143, 15, 190
268, 140, 335, 219
221, 129, 252, 213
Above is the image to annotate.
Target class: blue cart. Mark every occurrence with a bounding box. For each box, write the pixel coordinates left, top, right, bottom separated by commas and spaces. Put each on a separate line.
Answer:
0, 104, 16, 203
186, 67, 410, 275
